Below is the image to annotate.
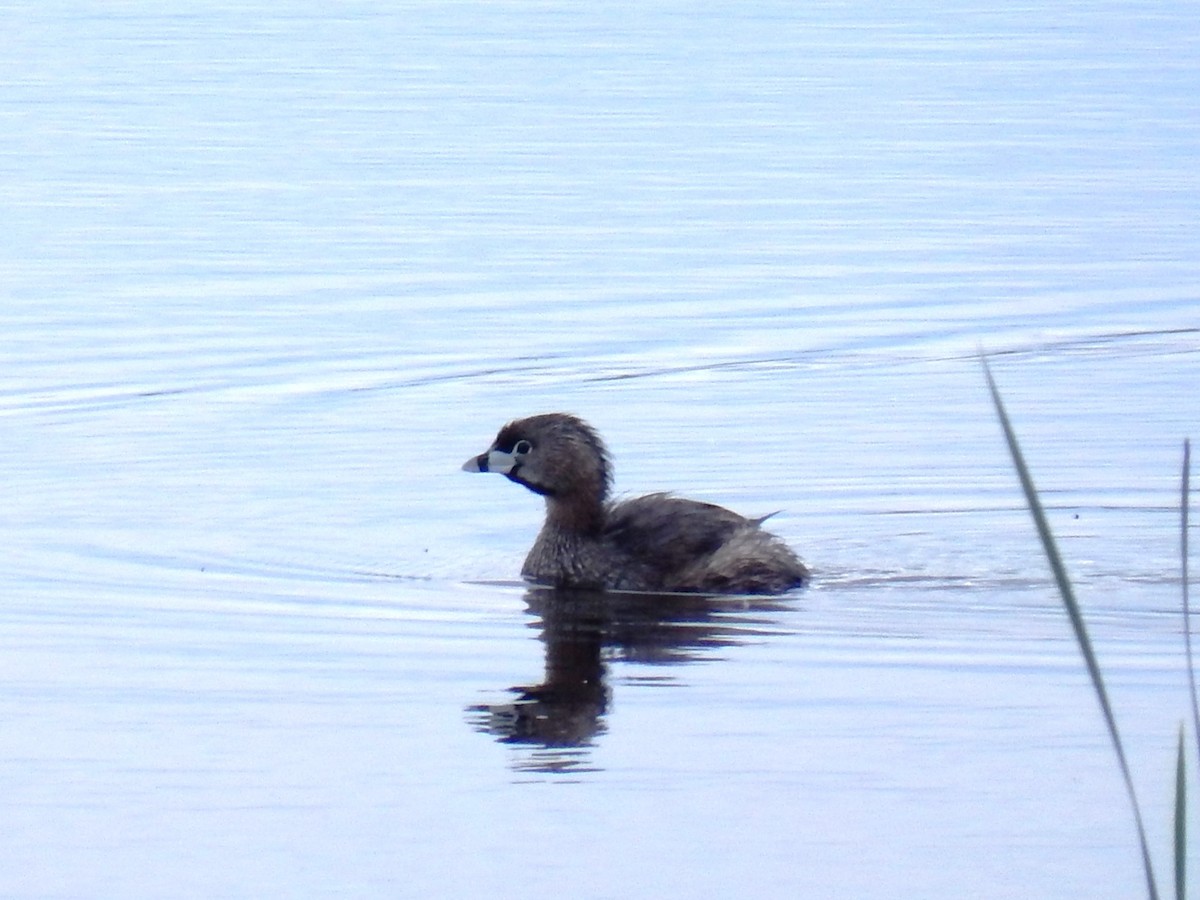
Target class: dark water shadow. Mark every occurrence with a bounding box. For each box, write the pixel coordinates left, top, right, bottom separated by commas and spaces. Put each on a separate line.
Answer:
467, 586, 795, 775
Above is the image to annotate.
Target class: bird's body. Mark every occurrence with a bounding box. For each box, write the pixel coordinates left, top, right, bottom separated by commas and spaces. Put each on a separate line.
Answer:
463, 413, 807, 595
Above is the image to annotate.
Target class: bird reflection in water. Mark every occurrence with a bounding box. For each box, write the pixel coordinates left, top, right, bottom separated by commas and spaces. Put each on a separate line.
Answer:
467, 586, 792, 775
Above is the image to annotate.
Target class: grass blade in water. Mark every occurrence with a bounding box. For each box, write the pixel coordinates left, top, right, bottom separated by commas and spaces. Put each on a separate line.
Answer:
1175, 723, 1186, 900
1182, 440, 1197, 763
981, 355, 1159, 900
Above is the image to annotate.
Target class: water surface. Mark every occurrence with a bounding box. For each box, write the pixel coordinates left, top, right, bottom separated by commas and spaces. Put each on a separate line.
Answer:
1, 2, 1198, 898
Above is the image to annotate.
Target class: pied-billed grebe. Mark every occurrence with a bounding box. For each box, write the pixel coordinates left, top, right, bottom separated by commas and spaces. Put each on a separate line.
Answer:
462, 413, 808, 595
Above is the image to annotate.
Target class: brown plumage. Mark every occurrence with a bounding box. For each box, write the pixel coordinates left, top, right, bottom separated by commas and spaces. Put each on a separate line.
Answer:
462, 413, 808, 595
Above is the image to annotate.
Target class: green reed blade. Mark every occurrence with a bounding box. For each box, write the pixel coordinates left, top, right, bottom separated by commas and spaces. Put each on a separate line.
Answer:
981, 355, 1159, 900
1182, 440, 1197, 764
1175, 723, 1186, 900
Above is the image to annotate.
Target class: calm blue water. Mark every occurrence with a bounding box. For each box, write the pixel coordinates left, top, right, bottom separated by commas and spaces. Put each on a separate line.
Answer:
2, 2, 1198, 897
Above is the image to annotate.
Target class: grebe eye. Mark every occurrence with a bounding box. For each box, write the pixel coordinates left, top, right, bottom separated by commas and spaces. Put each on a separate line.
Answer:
513, 439, 532, 456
